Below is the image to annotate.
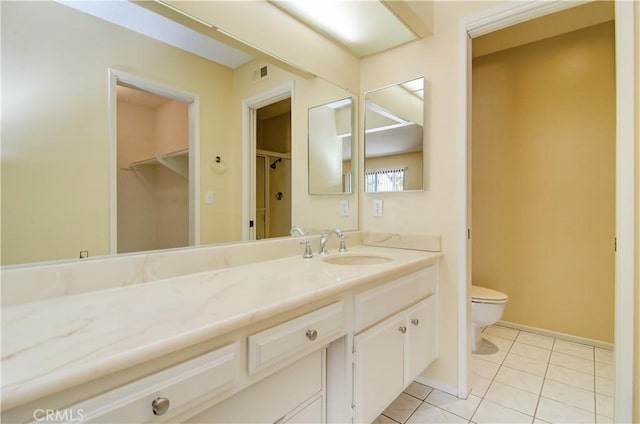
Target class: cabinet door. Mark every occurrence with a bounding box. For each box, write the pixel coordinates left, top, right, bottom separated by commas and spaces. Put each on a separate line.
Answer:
405, 295, 438, 383
354, 314, 405, 424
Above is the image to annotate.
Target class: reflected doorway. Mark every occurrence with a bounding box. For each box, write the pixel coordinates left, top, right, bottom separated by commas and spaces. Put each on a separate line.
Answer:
109, 69, 200, 254
254, 99, 292, 239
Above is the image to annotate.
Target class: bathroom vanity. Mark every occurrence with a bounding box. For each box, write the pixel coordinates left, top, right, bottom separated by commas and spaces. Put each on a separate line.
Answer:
1, 237, 440, 423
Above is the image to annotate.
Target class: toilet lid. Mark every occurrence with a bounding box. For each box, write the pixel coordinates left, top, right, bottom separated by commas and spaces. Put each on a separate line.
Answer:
472, 285, 508, 303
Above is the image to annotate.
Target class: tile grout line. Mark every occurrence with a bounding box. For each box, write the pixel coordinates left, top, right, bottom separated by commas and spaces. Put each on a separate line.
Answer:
593, 346, 598, 423
380, 412, 402, 424
399, 402, 421, 424
469, 328, 520, 423
531, 334, 555, 423
421, 392, 476, 423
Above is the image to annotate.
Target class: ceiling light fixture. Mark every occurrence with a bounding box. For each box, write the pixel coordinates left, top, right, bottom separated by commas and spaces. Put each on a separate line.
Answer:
271, 0, 417, 57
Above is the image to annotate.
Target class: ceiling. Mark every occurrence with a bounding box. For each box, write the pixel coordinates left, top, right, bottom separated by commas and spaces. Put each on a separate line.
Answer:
270, 1, 419, 57
473, 1, 614, 58
117, 85, 172, 109
55, 0, 433, 69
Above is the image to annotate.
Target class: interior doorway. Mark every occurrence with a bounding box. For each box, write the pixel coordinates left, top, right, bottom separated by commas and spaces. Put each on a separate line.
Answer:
254, 98, 292, 239
116, 84, 190, 253
459, 2, 635, 420
109, 69, 200, 253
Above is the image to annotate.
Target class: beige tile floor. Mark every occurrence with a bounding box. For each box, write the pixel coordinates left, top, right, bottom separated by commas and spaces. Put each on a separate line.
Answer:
374, 325, 614, 424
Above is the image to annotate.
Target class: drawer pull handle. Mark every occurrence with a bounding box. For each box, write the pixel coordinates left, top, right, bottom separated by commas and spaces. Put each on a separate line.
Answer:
411, 319, 420, 326
306, 329, 318, 341
399, 326, 407, 334
152, 397, 170, 416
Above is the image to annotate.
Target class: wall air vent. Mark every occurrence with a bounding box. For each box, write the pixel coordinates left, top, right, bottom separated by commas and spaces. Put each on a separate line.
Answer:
253, 65, 269, 83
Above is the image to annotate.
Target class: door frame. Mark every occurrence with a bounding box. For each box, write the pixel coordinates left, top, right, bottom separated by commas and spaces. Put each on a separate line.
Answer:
457, 2, 636, 421
241, 82, 294, 241
108, 68, 201, 252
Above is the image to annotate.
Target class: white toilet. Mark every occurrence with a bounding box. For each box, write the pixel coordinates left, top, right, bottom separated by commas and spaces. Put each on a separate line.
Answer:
471, 285, 509, 353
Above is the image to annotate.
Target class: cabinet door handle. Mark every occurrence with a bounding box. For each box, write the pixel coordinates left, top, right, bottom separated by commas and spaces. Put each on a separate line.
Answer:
306, 329, 318, 341
411, 319, 420, 326
399, 326, 407, 334
151, 397, 170, 416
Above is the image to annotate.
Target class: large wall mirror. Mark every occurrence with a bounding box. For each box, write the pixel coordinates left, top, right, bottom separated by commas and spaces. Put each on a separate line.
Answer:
0, 1, 358, 266
364, 77, 425, 192
308, 97, 355, 194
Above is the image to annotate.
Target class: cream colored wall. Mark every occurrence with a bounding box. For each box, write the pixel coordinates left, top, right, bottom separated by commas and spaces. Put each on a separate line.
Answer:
232, 60, 358, 234
164, 0, 359, 92
634, 2, 640, 422
361, 2, 639, 397
308, 106, 343, 193
116, 97, 189, 253
156, 100, 189, 154
154, 100, 189, 250
1, 1, 236, 264
366, 152, 423, 191
360, 1, 495, 389
472, 22, 616, 342
117, 100, 158, 254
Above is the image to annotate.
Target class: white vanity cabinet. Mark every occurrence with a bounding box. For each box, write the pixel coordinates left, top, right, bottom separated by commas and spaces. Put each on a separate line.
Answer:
186, 350, 325, 424
186, 301, 346, 424
404, 295, 438, 383
352, 267, 438, 424
63, 343, 241, 423
1, 250, 441, 424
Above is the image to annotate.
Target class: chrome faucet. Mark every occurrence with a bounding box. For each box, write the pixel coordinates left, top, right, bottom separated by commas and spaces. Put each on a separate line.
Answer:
319, 228, 347, 255
290, 226, 306, 237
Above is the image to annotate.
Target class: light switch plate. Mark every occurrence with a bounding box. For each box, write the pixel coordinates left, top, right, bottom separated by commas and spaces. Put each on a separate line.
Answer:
340, 199, 349, 217
373, 199, 383, 217
205, 191, 214, 204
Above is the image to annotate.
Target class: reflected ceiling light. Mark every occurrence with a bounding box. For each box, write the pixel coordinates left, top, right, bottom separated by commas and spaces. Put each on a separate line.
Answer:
401, 79, 424, 99
271, 1, 417, 57
326, 98, 352, 109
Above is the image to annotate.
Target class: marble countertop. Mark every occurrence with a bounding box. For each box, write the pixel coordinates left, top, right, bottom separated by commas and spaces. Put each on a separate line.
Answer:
1, 245, 440, 411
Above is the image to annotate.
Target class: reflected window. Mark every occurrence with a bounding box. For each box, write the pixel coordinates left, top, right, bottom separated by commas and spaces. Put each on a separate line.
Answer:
365, 167, 406, 192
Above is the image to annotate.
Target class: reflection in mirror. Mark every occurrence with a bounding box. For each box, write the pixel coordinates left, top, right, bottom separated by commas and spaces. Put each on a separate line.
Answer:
364, 77, 425, 192
255, 99, 292, 239
308, 98, 354, 194
0, 1, 358, 266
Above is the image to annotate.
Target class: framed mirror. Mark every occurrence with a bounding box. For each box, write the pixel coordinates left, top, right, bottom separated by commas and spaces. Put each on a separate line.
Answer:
308, 97, 354, 194
364, 77, 425, 193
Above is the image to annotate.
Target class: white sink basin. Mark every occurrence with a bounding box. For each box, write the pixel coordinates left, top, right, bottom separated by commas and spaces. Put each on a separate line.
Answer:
321, 254, 393, 266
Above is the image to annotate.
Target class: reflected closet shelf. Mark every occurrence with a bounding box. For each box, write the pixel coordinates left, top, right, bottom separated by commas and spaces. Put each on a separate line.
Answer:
127, 148, 189, 179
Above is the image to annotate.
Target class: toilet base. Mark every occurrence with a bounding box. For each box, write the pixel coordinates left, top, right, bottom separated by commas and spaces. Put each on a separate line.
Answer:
471, 325, 484, 353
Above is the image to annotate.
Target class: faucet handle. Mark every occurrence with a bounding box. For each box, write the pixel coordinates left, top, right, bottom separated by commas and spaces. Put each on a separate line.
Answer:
338, 235, 348, 253
299, 240, 313, 259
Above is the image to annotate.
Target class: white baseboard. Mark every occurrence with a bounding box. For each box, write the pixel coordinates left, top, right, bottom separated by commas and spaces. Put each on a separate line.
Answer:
496, 320, 614, 350
414, 376, 462, 399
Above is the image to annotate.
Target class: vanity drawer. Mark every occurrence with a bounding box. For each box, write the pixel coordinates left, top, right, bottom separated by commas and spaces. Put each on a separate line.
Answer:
355, 266, 437, 332
187, 350, 322, 423
248, 301, 345, 375
68, 343, 240, 423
